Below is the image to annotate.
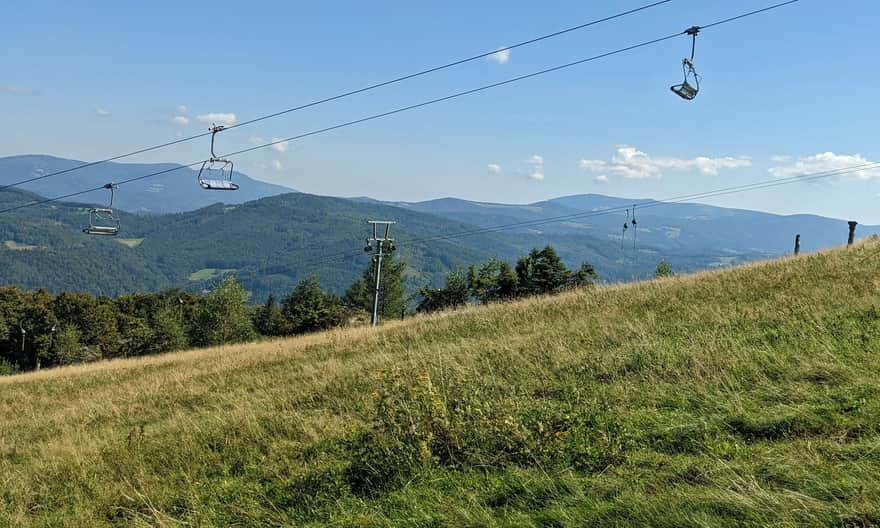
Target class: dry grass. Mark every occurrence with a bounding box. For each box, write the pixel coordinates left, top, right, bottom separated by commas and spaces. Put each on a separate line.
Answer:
1, 241, 880, 526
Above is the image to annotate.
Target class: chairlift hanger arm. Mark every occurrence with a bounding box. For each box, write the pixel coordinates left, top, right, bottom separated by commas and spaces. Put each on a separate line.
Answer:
685, 25, 700, 61
209, 124, 226, 160
102, 182, 117, 208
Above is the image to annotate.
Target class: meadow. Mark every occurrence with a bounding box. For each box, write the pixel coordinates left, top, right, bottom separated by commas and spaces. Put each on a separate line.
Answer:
1, 241, 879, 526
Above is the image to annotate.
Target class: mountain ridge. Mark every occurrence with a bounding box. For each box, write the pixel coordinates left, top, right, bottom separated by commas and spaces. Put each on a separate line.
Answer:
0, 154, 295, 214
1, 155, 877, 301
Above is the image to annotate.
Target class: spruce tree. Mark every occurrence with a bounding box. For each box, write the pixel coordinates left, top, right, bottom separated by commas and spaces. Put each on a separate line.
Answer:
345, 246, 406, 321
281, 275, 345, 334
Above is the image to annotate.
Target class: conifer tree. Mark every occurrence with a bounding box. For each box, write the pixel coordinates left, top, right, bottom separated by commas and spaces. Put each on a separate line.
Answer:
345, 246, 407, 320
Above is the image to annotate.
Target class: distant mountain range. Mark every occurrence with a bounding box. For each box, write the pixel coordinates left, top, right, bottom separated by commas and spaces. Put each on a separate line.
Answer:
0, 155, 293, 214
372, 194, 877, 256
0, 154, 877, 301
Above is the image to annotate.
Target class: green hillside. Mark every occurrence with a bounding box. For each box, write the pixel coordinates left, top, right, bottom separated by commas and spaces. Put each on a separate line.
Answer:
0, 188, 750, 301
2, 241, 879, 526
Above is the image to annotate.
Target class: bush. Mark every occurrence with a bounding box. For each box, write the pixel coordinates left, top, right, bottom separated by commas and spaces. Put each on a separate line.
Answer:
0, 357, 18, 376
655, 261, 675, 278
346, 369, 637, 495
192, 276, 257, 347
51, 325, 90, 366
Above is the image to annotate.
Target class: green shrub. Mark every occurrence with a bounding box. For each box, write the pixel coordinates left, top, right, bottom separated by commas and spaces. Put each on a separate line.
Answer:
346, 369, 640, 495
0, 357, 18, 376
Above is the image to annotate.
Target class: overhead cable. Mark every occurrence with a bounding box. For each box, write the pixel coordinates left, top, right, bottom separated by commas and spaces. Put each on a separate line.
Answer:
0, 0, 675, 192
0, 0, 801, 216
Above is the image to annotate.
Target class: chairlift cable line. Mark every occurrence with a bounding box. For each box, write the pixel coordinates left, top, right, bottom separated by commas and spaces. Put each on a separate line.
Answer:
0, 0, 802, 215
0, 0, 676, 192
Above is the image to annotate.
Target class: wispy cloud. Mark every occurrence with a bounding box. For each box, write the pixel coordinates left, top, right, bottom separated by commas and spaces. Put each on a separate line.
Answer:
250, 136, 289, 153
528, 154, 544, 181
176, 104, 187, 114
487, 163, 502, 175
196, 112, 237, 126
271, 159, 283, 171
769, 152, 880, 180
95, 107, 111, 116
0, 83, 37, 96
270, 138, 289, 153
770, 154, 792, 163
172, 115, 189, 126
578, 145, 751, 179
488, 48, 510, 64
594, 174, 609, 184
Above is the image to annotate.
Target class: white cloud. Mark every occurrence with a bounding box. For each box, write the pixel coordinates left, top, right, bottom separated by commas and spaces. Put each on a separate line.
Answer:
770, 154, 792, 162
172, 115, 189, 126
488, 48, 510, 64
578, 145, 751, 179
0, 83, 36, 96
271, 138, 289, 153
487, 164, 502, 174
769, 152, 880, 180
528, 154, 544, 181
271, 159, 283, 171
95, 107, 111, 116
594, 175, 609, 184
196, 112, 237, 126
249, 136, 288, 153
176, 105, 187, 114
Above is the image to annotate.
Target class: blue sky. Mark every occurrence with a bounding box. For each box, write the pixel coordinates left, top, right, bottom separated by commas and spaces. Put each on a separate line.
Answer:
2, 0, 879, 222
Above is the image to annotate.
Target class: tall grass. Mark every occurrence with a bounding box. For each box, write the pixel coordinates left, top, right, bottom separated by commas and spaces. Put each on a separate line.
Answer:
2, 242, 879, 526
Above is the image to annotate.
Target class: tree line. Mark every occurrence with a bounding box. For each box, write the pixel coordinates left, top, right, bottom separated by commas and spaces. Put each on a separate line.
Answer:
0, 245, 597, 375
416, 246, 597, 313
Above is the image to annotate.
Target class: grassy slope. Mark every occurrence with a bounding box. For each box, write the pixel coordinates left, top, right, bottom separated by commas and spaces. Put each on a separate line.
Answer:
2, 242, 880, 527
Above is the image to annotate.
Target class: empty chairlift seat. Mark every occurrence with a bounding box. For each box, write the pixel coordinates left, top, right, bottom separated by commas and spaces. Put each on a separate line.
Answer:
197, 124, 239, 191
83, 183, 120, 236
670, 59, 700, 100
670, 26, 701, 101
198, 159, 239, 190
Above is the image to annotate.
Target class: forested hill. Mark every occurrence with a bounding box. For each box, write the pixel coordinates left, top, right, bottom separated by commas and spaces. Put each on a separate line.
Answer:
1, 185, 875, 302
0, 155, 293, 213
0, 188, 678, 301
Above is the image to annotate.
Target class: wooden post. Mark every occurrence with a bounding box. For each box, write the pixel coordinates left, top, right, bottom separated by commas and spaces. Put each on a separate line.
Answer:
848, 221, 858, 247
794, 234, 801, 255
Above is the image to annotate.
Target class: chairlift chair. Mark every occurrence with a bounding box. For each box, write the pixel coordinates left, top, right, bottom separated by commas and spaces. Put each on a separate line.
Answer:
197, 124, 239, 191
83, 183, 120, 236
670, 26, 701, 100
